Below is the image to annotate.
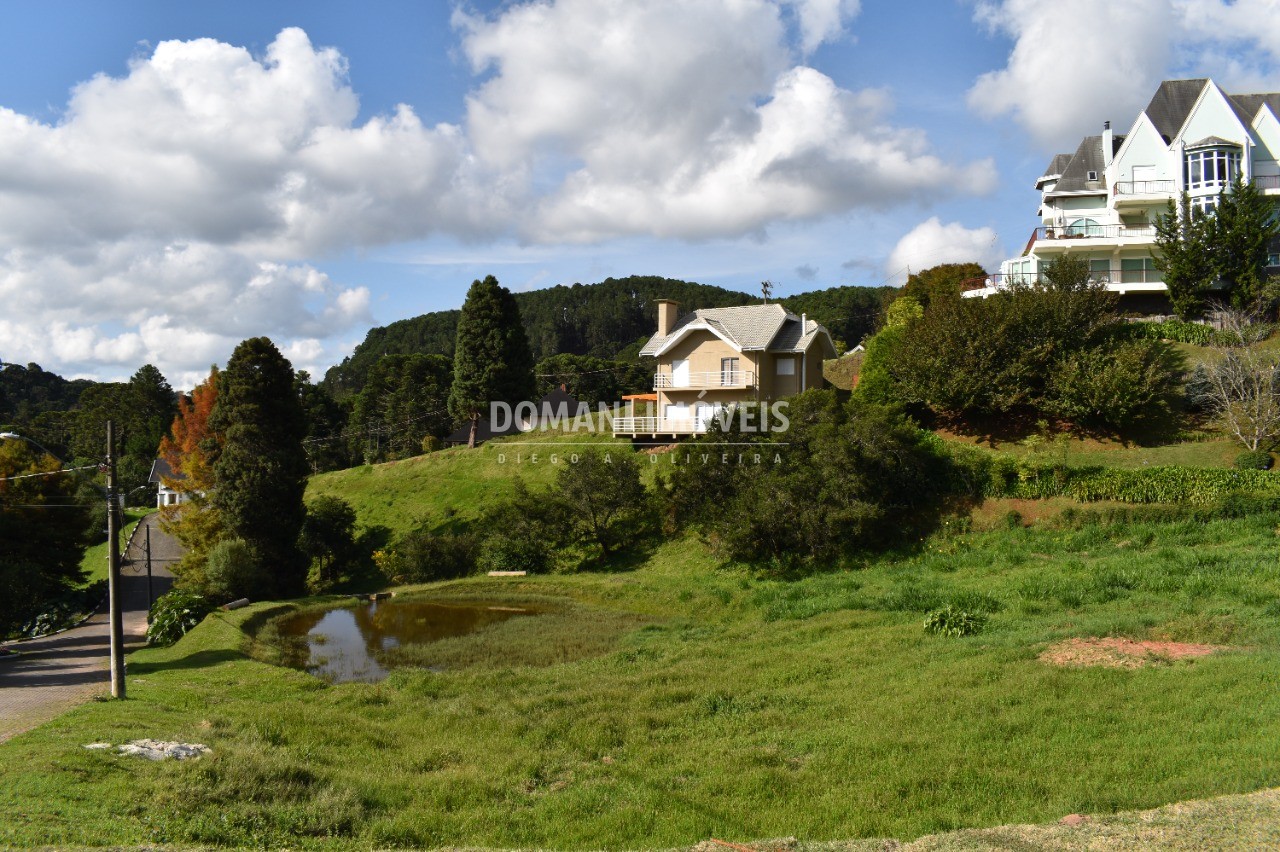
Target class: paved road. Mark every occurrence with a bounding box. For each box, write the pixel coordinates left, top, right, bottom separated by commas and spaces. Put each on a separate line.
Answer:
0, 513, 178, 743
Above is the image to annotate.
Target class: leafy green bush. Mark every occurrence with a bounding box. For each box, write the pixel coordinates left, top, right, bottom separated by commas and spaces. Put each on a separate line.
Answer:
1046, 339, 1182, 430
478, 535, 553, 574
205, 538, 258, 600
381, 526, 478, 584
1234, 450, 1273, 470
924, 605, 987, 637
670, 392, 951, 569
147, 589, 214, 647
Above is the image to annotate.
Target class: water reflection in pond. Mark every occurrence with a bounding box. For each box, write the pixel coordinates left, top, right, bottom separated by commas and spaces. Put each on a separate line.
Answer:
275, 600, 535, 684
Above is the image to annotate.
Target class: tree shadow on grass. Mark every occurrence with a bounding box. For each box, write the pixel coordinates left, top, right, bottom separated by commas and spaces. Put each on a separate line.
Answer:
128, 648, 246, 674
576, 537, 661, 574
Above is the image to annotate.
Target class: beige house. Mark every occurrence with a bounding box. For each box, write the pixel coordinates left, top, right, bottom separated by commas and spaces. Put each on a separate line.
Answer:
613, 300, 837, 437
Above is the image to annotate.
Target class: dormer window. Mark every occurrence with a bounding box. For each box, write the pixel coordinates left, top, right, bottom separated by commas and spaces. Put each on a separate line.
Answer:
1184, 143, 1240, 192
1086, 170, 1098, 182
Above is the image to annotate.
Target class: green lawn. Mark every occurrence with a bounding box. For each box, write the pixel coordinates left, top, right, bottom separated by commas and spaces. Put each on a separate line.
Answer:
3, 505, 1280, 848
79, 507, 151, 584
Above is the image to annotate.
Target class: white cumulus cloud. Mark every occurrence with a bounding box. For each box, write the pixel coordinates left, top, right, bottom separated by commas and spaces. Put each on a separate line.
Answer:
970, 0, 1280, 150
0, 5, 997, 384
885, 218, 1003, 284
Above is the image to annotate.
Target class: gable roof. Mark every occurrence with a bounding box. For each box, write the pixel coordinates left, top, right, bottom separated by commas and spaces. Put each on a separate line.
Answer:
1144, 78, 1209, 141
149, 457, 184, 485
1230, 93, 1280, 124
640, 303, 833, 356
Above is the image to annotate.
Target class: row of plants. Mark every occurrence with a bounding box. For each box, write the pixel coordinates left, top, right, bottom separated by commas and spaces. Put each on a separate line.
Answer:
950, 447, 1280, 504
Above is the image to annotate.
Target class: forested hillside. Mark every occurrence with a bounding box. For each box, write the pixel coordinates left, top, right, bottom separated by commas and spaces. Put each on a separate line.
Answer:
0, 363, 94, 423
322, 275, 895, 398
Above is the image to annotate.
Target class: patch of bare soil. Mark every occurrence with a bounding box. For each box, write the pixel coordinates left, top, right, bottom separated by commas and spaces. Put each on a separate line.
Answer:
1040, 637, 1224, 669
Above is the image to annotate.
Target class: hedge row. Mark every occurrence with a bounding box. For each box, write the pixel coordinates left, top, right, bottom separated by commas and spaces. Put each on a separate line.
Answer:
1125, 319, 1277, 347
951, 450, 1280, 504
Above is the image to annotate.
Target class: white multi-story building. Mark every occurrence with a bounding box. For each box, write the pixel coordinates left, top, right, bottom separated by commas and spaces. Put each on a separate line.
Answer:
968, 78, 1280, 313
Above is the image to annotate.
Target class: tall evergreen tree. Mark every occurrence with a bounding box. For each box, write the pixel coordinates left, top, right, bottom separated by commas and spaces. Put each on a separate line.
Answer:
210, 338, 309, 599
448, 276, 536, 448
350, 354, 451, 462
1153, 194, 1217, 320
1211, 176, 1279, 311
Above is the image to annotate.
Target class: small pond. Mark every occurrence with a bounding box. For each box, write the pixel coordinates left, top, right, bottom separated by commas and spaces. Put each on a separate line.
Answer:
273, 599, 537, 684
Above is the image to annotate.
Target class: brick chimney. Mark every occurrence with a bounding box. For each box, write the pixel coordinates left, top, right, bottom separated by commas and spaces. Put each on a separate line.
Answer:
656, 299, 680, 337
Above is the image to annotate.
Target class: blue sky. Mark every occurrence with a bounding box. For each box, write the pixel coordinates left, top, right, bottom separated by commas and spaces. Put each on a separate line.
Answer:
0, 0, 1276, 387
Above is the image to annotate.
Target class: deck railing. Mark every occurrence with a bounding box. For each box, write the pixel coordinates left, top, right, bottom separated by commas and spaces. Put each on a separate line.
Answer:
1035, 225, 1156, 241
1114, 180, 1176, 195
611, 416, 709, 435
963, 266, 1165, 291
1256, 175, 1280, 190
653, 370, 756, 389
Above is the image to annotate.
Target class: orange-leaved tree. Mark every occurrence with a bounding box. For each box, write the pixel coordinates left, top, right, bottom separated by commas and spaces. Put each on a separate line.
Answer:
158, 367, 223, 586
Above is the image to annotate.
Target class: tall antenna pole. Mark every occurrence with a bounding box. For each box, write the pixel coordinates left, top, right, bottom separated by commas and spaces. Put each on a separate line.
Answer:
106, 420, 126, 699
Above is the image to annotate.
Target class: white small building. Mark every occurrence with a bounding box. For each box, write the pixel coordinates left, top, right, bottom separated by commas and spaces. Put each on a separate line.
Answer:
149, 458, 189, 508
967, 78, 1280, 313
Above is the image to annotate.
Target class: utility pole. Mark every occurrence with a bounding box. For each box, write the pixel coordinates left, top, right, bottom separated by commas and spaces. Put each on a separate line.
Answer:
106, 420, 126, 699
145, 523, 154, 615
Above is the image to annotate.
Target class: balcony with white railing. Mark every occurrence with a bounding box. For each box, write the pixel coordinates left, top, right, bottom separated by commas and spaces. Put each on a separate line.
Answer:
1256, 175, 1280, 192
1113, 179, 1176, 199
611, 415, 711, 435
962, 265, 1166, 298
653, 370, 756, 390
1034, 224, 1156, 246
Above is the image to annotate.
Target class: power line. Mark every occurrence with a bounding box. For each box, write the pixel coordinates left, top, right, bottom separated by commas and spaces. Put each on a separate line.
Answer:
0, 464, 100, 483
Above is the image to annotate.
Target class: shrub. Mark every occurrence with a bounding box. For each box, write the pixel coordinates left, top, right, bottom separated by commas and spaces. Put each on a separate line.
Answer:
147, 589, 214, 647
670, 392, 951, 568
924, 605, 987, 637
555, 449, 654, 559
382, 526, 478, 584
478, 535, 553, 574
205, 538, 259, 600
853, 324, 905, 405
1046, 338, 1182, 430
1234, 450, 1273, 470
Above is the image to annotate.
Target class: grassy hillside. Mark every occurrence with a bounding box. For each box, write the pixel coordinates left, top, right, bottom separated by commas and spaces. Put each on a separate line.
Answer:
305, 428, 635, 533
4, 430, 1280, 848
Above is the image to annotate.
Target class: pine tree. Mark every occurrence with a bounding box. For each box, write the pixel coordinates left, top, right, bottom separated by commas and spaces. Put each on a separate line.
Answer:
1211, 176, 1279, 311
1153, 194, 1217, 320
210, 338, 309, 599
448, 276, 536, 448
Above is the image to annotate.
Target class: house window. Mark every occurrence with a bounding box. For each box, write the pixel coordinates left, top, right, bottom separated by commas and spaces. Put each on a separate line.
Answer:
1120, 257, 1159, 284
1089, 259, 1111, 283
1184, 147, 1240, 191
721, 357, 740, 386
1267, 253, 1280, 269
776, 357, 796, 376
1066, 218, 1103, 237
1190, 195, 1219, 218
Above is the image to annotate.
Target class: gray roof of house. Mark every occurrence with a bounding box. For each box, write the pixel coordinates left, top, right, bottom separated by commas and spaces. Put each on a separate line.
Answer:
1050, 135, 1120, 194
149, 457, 183, 484
639, 303, 831, 356
1044, 153, 1073, 177
1144, 78, 1209, 141
1229, 93, 1280, 124
1186, 135, 1240, 149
